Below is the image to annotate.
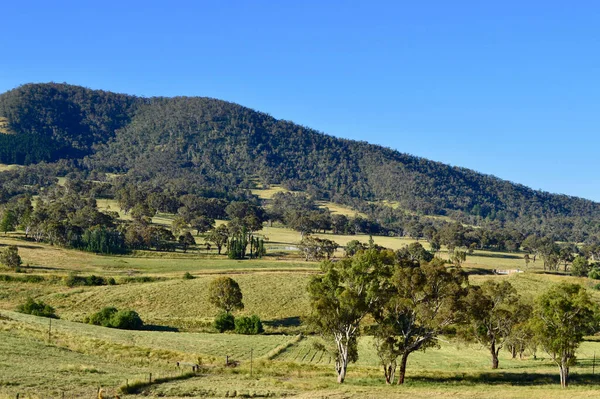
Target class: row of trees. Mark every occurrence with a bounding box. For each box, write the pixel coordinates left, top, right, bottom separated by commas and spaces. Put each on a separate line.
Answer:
308, 249, 599, 387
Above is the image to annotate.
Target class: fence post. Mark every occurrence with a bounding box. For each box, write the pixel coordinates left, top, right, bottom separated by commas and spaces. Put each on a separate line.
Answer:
226, 355, 229, 366
250, 348, 253, 377
48, 318, 52, 343
149, 373, 152, 383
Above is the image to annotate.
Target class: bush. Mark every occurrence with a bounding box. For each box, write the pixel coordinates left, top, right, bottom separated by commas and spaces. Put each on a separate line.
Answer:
17, 298, 57, 318
234, 315, 264, 335
214, 312, 235, 332
85, 307, 143, 330
589, 268, 600, 280
593, 283, 600, 291
183, 272, 195, 280
0, 245, 21, 269
65, 273, 111, 287
110, 310, 144, 330
85, 306, 118, 327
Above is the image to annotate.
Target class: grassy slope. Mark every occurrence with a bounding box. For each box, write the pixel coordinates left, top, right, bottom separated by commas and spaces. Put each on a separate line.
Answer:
3, 311, 600, 399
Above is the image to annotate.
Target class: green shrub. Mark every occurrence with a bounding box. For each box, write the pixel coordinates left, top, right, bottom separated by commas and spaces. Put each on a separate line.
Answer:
214, 312, 235, 332
589, 268, 600, 280
17, 298, 57, 318
65, 273, 110, 287
183, 272, 195, 280
119, 276, 163, 284
85, 307, 118, 327
85, 307, 143, 330
234, 315, 264, 335
110, 310, 144, 330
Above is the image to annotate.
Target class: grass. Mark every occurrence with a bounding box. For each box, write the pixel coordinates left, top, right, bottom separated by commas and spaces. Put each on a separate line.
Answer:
5, 219, 600, 397
38, 272, 313, 330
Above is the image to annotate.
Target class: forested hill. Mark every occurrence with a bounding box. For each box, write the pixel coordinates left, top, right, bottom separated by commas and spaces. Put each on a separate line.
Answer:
1, 82, 600, 227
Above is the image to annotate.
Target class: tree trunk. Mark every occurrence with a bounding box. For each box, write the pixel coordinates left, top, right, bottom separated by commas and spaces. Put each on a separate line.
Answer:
335, 340, 349, 384
491, 342, 499, 369
559, 363, 569, 388
511, 345, 517, 359
397, 352, 410, 385
383, 360, 396, 384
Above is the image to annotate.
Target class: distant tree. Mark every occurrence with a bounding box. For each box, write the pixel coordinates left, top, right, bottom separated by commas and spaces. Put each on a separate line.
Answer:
191, 215, 214, 236
171, 216, 188, 237
130, 202, 156, 224
570, 255, 589, 277
531, 283, 599, 388
208, 277, 244, 314
178, 232, 195, 253
344, 240, 366, 257
205, 225, 229, 255
396, 242, 434, 263
0, 245, 21, 269
462, 281, 531, 369
298, 236, 338, 261
0, 209, 17, 235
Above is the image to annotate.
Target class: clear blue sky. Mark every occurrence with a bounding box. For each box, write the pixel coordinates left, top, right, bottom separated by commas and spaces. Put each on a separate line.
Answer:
1, 1, 599, 200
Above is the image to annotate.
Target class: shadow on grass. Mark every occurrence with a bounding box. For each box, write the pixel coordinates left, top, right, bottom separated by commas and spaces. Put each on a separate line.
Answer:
263, 316, 302, 328
473, 252, 522, 260
464, 268, 495, 276
142, 324, 179, 332
410, 372, 600, 386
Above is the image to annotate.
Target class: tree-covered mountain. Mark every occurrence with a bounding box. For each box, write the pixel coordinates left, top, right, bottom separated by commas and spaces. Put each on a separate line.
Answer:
1, 82, 600, 239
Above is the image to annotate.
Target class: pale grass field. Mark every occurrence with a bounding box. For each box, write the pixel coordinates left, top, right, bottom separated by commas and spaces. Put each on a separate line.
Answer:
3, 311, 600, 399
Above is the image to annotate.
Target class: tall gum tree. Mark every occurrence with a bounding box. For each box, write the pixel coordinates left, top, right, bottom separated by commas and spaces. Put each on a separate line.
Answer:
308, 249, 394, 383
532, 283, 599, 388
372, 258, 468, 384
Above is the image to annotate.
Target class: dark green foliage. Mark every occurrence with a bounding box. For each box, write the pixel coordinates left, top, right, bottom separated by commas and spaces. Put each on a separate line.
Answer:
589, 267, 600, 280
0, 245, 21, 269
0, 83, 141, 163
85, 306, 118, 327
234, 315, 264, 335
17, 298, 57, 318
183, 272, 195, 280
214, 312, 235, 332
227, 233, 248, 259
85, 307, 143, 330
0, 274, 45, 283
65, 273, 111, 287
119, 276, 163, 284
110, 310, 144, 330
78, 226, 127, 254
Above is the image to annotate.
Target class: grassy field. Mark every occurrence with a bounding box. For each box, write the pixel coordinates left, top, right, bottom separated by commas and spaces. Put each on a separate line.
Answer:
3, 220, 600, 397
3, 310, 600, 398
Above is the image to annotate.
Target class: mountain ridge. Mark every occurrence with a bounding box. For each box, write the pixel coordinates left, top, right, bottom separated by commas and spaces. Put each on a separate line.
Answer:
1, 82, 599, 241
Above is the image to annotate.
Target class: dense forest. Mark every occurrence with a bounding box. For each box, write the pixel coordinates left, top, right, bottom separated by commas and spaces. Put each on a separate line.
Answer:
1, 83, 600, 242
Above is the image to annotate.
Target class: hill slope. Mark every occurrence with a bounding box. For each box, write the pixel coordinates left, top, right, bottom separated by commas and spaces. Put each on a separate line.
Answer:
1, 83, 600, 230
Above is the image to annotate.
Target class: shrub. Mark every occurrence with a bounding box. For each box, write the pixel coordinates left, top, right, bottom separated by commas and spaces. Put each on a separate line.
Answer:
85, 307, 118, 327
234, 315, 264, 335
0, 245, 21, 269
17, 298, 57, 318
111, 310, 144, 330
214, 312, 235, 332
589, 268, 600, 280
593, 283, 600, 291
571, 256, 589, 277
65, 273, 110, 287
183, 272, 195, 280
85, 307, 143, 330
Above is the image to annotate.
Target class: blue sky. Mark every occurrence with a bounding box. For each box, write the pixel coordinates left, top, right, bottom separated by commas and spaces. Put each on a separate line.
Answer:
1, 1, 599, 200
